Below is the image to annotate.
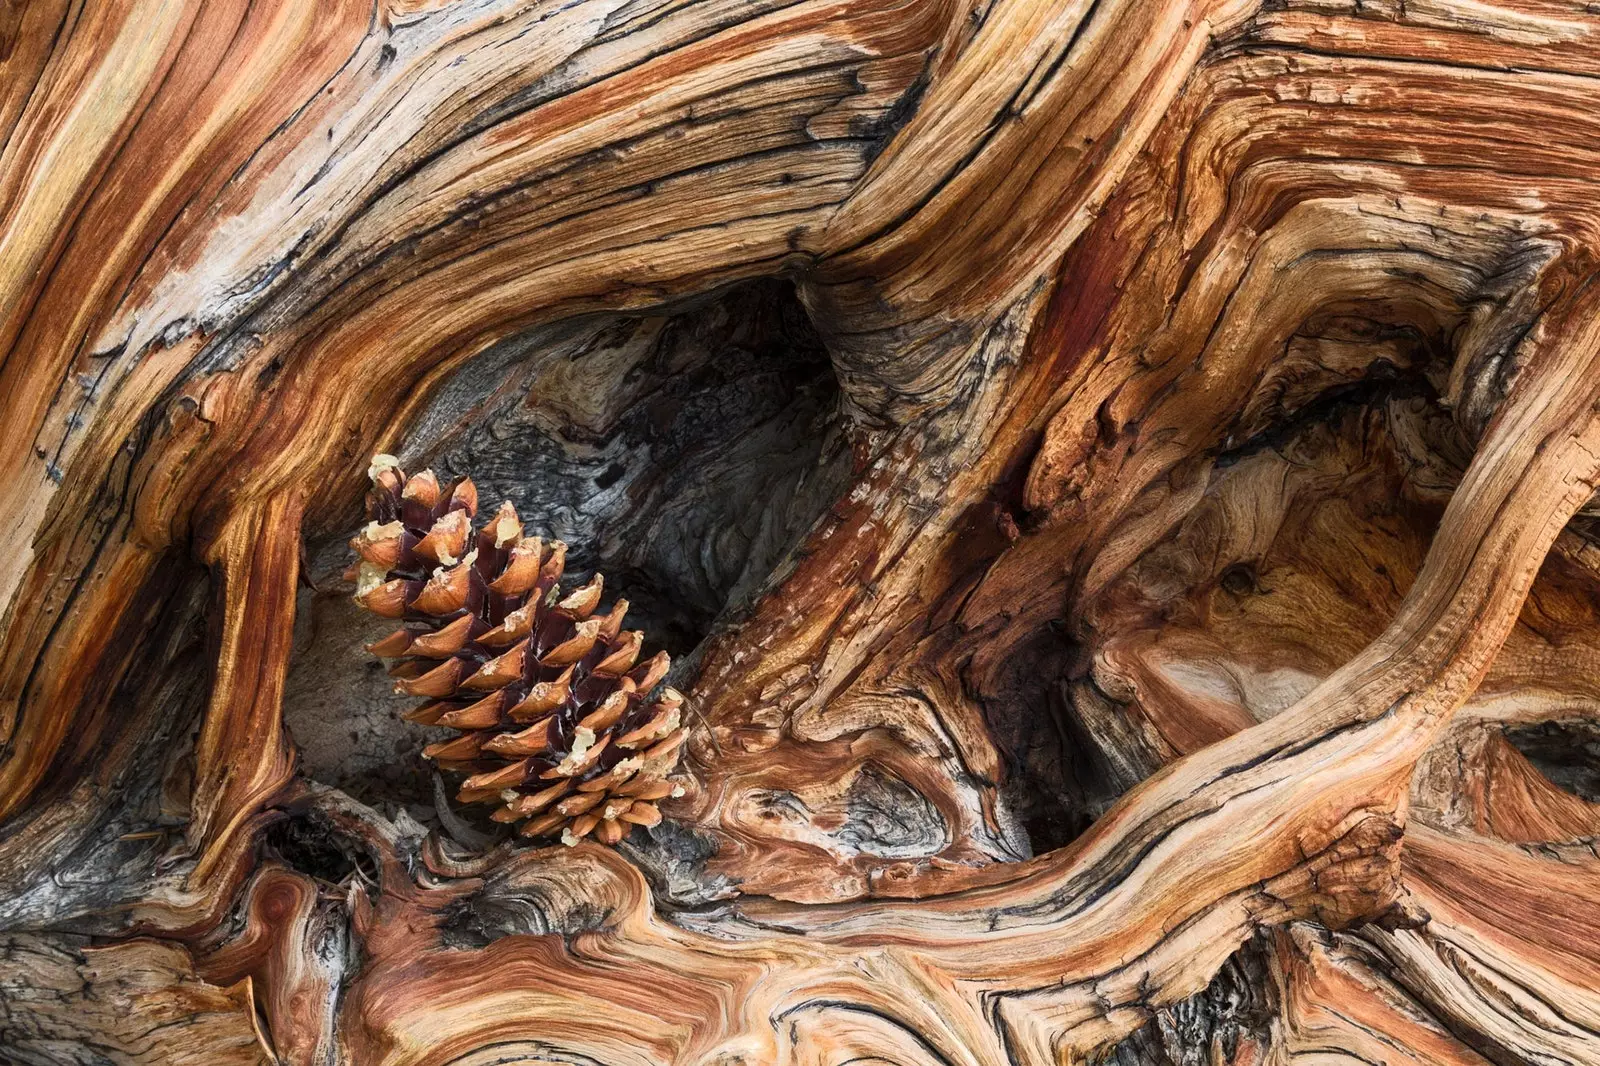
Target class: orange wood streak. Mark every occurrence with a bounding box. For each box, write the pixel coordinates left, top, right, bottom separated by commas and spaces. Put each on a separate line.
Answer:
1477, 732, 1600, 842
0, 0, 368, 601
197, 865, 342, 1065
190, 492, 303, 880
1406, 826, 1600, 990
1269, 924, 1493, 1065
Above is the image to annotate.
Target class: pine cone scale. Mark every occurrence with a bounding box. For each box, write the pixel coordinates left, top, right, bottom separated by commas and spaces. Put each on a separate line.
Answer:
350, 455, 688, 846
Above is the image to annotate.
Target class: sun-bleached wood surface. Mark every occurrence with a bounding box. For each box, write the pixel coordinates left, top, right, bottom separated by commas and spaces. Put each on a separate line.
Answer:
3, 0, 1600, 1062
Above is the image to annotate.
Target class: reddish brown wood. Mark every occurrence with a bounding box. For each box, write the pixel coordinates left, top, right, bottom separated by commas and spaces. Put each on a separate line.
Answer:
2, 0, 1599, 1062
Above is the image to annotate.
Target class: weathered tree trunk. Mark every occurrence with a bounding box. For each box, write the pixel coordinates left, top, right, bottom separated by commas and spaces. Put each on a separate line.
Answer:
3, 0, 1599, 1062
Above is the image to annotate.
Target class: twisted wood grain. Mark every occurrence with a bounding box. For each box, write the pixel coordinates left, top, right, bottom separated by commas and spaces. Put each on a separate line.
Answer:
3, 0, 1600, 1062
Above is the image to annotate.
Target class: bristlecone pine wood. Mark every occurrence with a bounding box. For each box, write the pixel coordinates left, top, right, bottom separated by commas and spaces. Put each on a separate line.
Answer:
349, 457, 686, 845
3, 0, 1600, 1063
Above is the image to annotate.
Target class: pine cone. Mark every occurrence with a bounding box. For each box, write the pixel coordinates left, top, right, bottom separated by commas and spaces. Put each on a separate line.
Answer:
346, 455, 687, 846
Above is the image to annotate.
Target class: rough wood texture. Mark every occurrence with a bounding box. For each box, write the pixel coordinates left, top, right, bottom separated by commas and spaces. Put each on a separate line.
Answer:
3, 0, 1600, 1062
